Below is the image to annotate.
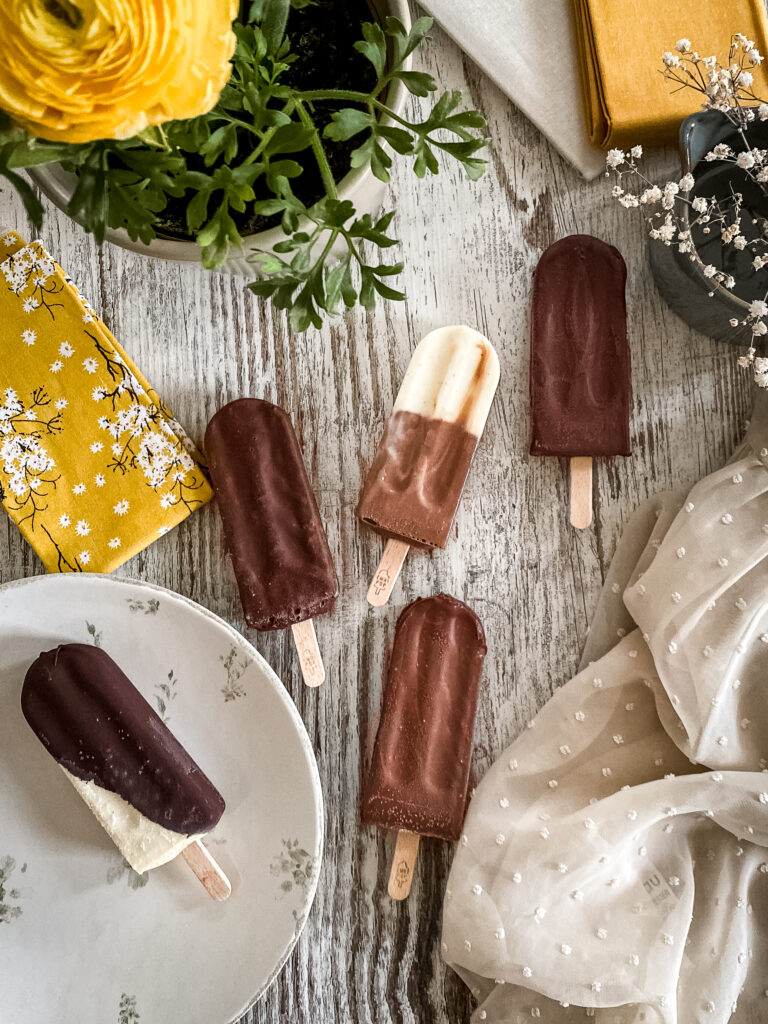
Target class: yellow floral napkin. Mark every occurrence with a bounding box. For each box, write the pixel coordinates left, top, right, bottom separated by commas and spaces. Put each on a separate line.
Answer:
0, 230, 211, 573
573, 0, 768, 147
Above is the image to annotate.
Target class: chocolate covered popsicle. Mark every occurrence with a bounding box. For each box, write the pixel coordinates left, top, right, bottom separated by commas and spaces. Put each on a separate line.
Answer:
22, 644, 229, 899
361, 594, 487, 898
358, 325, 499, 606
205, 398, 339, 687
529, 234, 630, 528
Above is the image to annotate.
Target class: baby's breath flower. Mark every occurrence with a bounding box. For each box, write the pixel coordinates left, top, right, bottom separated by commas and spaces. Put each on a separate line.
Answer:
619, 193, 639, 208
707, 143, 735, 161
759, 104, 768, 120
640, 185, 662, 204
662, 52, 680, 68
739, 71, 755, 89
748, 49, 764, 66
611, 185, 624, 198
702, 264, 717, 278
733, 236, 747, 250
606, 148, 625, 169
750, 300, 768, 318
662, 182, 679, 209
754, 356, 768, 388
675, 38, 691, 53
630, 145, 643, 159
730, 318, 741, 327
692, 196, 709, 213
678, 173, 694, 192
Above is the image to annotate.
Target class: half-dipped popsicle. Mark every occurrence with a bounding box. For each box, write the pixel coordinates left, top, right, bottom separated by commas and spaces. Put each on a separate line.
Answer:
205, 399, 339, 687
529, 234, 630, 528
358, 326, 499, 606
21, 644, 229, 899
361, 594, 487, 898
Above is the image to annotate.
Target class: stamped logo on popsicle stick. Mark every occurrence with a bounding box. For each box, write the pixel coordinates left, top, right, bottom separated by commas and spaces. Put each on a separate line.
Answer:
387, 829, 420, 900
290, 620, 326, 687
367, 539, 410, 607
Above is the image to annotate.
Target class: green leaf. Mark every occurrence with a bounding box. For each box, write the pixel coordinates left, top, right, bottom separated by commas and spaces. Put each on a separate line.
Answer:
200, 123, 240, 166
391, 70, 436, 97
67, 144, 110, 243
384, 15, 433, 63
372, 277, 406, 301
248, 277, 281, 298
371, 261, 404, 276
461, 157, 486, 181
354, 21, 387, 78
196, 201, 243, 268
340, 260, 357, 308
374, 210, 396, 233
412, 139, 439, 178
268, 122, 314, 154
350, 136, 391, 182
359, 267, 375, 309
6, 140, 79, 169
251, 198, 289, 216
186, 188, 212, 232
377, 125, 414, 155
324, 257, 348, 312
324, 108, 374, 142
258, 0, 291, 52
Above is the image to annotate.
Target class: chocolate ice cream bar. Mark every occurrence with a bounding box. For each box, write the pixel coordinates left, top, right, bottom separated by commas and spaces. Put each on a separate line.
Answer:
358, 326, 499, 605
22, 644, 228, 896
529, 234, 630, 527
205, 398, 338, 686
361, 594, 487, 897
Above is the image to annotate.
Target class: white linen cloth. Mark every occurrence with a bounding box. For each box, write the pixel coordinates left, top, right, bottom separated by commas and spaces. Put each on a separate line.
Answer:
443, 395, 768, 1022
418, 0, 605, 180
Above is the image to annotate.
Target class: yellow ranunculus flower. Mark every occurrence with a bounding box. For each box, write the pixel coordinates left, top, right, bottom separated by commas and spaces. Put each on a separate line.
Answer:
0, 0, 238, 143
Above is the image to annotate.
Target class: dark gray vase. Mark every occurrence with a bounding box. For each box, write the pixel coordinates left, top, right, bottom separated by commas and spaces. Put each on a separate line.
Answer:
649, 109, 768, 343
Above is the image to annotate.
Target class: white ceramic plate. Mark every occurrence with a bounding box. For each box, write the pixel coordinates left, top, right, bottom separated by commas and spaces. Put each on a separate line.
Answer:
0, 574, 323, 1024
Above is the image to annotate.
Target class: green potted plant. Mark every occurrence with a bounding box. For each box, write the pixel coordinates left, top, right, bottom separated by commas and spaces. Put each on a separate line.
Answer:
0, 0, 488, 331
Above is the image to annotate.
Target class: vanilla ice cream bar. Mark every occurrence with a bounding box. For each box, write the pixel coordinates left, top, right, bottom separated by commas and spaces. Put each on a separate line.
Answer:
358, 325, 499, 606
22, 644, 225, 875
358, 326, 499, 550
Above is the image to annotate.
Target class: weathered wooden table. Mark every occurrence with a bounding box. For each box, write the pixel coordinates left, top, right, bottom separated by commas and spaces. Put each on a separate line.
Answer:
0, 16, 753, 1024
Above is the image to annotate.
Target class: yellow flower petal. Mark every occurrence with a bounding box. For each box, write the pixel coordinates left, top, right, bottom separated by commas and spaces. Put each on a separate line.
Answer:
0, 0, 238, 142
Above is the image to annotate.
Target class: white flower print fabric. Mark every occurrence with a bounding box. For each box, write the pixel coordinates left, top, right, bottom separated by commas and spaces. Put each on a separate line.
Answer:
0, 230, 211, 572
443, 396, 768, 1023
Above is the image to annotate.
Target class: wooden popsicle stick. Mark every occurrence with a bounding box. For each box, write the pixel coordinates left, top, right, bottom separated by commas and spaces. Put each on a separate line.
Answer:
181, 840, 231, 901
367, 538, 410, 607
291, 619, 326, 687
387, 829, 420, 900
569, 456, 593, 529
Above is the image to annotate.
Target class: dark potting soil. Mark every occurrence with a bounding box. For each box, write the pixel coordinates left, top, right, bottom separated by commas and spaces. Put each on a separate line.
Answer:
156, 0, 378, 241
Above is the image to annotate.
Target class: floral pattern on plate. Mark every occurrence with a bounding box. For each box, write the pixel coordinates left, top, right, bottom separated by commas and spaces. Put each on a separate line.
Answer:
0, 573, 323, 1023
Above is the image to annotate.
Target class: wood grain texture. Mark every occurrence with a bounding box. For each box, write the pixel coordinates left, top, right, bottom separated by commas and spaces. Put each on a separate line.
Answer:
0, 9, 754, 1023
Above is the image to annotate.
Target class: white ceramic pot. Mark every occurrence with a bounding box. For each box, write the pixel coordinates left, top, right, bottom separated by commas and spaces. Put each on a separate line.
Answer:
28, 0, 411, 276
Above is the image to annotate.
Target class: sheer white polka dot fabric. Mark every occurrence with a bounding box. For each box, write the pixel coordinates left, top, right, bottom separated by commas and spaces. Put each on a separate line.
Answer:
443, 402, 768, 1023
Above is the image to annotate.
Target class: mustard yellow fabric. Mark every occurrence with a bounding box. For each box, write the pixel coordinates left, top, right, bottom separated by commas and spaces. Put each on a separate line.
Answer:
0, 231, 211, 573
573, 0, 768, 148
